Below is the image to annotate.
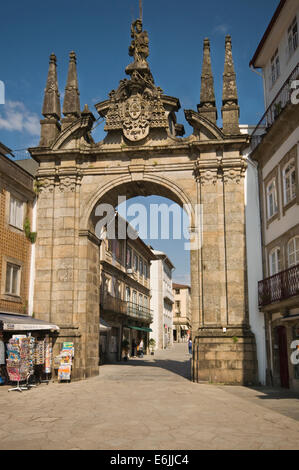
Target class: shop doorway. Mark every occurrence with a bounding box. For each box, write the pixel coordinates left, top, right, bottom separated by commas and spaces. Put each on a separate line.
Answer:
277, 326, 290, 389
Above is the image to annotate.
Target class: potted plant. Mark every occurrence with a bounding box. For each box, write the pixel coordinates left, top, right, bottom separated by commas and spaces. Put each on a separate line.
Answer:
149, 338, 156, 355
121, 339, 130, 361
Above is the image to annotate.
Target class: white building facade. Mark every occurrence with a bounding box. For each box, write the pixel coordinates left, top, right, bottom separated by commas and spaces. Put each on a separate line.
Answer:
150, 250, 175, 350
250, 0, 299, 390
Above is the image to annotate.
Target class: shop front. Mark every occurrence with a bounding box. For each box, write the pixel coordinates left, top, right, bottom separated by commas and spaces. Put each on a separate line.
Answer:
266, 312, 299, 391
124, 325, 152, 358
0, 312, 59, 391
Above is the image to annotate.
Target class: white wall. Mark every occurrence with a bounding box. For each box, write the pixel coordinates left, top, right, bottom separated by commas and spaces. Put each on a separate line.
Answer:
150, 259, 161, 348
244, 150, 267, 385
262, 7, 299, 108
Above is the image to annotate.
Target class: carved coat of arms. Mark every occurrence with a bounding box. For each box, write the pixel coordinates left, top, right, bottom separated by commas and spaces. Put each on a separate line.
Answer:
122, 96, 150, 141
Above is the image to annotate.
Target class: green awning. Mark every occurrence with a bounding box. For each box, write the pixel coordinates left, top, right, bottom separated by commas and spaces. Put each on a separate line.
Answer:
127, 326, 152, 333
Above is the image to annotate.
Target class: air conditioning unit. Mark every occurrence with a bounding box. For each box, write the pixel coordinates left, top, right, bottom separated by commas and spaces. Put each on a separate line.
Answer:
127, 268, 133, 274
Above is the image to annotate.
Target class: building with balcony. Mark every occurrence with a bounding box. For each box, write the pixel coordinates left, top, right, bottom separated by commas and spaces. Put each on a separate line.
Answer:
99, 214, 156, 363
150, 250, 175, 350
172, 283, 191, 343
250, 0, 299, 390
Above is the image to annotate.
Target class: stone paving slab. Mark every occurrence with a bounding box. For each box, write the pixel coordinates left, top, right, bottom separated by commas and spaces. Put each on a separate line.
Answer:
0, 344, 299, 450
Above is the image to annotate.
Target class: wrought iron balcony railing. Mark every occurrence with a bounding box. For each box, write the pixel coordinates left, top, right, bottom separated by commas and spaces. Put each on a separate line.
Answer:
251, 63, 299, 152
100, 292, 127, 315
100, 293, 153, 322
258, 264, 299, 307
126, 301, 153, 323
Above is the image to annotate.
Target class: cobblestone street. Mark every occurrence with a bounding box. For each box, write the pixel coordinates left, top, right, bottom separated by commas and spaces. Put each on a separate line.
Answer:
1, 343, 299, 450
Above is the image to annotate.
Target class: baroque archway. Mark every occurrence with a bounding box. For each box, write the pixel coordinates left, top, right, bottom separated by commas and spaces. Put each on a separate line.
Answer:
29, 19, 257, 384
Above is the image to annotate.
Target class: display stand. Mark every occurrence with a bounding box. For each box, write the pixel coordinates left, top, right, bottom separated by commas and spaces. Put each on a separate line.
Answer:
25, 371, 37, 389
40, 373, 50, 385
8, 380, 27, 392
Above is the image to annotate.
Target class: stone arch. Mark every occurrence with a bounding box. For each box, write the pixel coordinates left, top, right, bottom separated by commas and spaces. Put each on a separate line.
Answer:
80, 173, 196, 232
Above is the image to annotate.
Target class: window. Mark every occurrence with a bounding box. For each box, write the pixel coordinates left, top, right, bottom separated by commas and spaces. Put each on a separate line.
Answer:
144, 263, 148, 279
132, 290, 137, 305
139, 258, 144, 276
139, 293, 143, 307
271, 50, 280, 86
114, 280, 121, 298
288, 17, 298, 58
110, 239, 124, 262
134, 253, 138, 272
125, 286, 131, 302
269, 248, 281, 276
175, 300, 181, 312
126, 246, 132, 269
283, 160, 296, 205
5, 263, 21, 296
175, 289, 180, 295
266, 179, 278, 219
287, 237, 299, 268
9, 195, 24, 230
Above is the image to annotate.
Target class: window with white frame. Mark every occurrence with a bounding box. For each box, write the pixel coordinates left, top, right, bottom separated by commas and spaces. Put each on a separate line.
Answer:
283, 160, 296, 205
287, 237, 299, 268
269, 248, 281, 276
5, 263, 21, 296
9, 195, 24, 230
288, 16, 298, 58
266, 179, 278, 219
270, 50, 280, 86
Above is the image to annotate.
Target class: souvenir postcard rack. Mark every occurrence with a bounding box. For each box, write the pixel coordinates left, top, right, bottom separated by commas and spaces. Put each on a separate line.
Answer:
56, 342, 75, 382
6, 335, 53, 392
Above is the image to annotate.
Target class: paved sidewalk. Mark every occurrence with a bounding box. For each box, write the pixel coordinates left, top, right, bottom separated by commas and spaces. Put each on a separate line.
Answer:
1, 343, 299, 450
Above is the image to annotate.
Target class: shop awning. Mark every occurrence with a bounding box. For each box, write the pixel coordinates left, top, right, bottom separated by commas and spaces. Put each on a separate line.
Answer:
100, 318, 112, 331
0, 313, 59, 332
126, 326, 152, 333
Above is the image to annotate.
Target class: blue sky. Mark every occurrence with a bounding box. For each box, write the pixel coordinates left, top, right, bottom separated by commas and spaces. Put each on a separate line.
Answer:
0, 0, 279, 283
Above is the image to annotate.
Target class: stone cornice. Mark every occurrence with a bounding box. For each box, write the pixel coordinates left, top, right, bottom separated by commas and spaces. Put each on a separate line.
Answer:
79, 230, 101, 246
194, 156, 247, 184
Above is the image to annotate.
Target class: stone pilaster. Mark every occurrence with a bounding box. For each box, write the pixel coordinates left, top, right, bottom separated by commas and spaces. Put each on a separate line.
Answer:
192, 156, 257, 385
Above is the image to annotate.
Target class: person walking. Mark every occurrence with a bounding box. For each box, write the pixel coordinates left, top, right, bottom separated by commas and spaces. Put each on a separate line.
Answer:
132, 339, 137, 358
139, 339, 144, 358
188, 338, 192, 355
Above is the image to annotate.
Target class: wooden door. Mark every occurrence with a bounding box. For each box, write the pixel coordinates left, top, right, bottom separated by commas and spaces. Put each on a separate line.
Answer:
277, 326, 290, 389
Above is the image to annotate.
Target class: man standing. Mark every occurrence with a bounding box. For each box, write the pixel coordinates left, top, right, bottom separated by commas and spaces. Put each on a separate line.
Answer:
188, 338, 192, 355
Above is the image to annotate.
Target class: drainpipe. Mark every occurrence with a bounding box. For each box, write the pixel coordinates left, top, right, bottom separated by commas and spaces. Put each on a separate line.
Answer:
28, 196, 37, 317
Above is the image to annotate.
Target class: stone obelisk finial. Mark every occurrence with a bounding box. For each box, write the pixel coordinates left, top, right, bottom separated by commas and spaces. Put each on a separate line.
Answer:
42, 53, 61, 119
197, 38, 217, 124
221, 35, 240, 135
62, 51, 81, 123
39, 53, 61, 147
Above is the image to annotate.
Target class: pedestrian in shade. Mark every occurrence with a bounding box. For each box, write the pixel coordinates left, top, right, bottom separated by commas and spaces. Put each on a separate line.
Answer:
188, 338, 192, 355
139, 339, 144, 358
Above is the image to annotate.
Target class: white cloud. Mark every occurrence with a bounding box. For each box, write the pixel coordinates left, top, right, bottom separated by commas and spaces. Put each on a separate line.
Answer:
213, 24, 229, 35
0, 100, 40, 136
